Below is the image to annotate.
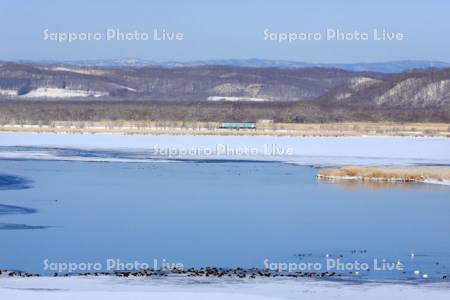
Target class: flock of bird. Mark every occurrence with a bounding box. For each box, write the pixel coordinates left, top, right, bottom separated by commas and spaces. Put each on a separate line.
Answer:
0, 267, 339, 279
1, 266, 448, 280
1, 250, 448, 280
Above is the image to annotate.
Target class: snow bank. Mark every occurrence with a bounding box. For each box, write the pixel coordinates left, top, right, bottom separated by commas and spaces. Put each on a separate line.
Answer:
423, 179, 450, 186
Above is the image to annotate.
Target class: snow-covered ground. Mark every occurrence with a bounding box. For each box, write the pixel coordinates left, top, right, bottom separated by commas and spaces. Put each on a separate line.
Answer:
1, 276, 449, 300
0, 89, 18, 96
0, 132, 449, 167
207, 96, 270, 102
21, 88, 107, 98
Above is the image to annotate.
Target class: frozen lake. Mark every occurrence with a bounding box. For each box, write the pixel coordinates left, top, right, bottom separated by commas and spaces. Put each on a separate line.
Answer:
1, 156, 449, 280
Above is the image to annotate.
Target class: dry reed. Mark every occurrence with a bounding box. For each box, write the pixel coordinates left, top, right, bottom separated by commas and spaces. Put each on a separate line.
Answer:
317, 166, 450, 182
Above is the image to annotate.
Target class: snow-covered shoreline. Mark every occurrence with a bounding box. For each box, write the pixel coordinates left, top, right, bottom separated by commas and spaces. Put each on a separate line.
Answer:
1, 275, 450, 300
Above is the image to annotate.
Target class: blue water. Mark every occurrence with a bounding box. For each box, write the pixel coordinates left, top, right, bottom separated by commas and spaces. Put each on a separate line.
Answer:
0, 156, 450, 280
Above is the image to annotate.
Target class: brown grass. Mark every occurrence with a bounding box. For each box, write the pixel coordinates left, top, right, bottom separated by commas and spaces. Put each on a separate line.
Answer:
0, 121, 449, 137
317, 166, 450, 182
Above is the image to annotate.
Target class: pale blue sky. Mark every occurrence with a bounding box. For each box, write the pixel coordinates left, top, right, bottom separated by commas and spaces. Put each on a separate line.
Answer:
0, 0, 449, 63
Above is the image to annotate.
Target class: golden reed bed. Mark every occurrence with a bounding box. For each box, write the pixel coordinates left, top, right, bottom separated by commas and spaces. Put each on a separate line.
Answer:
317, 167, 450, 183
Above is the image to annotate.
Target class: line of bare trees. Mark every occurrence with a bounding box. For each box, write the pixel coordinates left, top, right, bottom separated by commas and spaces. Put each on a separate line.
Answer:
0, 100, 449, 125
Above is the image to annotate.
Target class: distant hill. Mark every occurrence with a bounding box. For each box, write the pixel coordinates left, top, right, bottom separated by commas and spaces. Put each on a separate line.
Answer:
0, 62, 450, 108
0, 63, 365, 102
318, 68, 450, 108
11, 58, 450, 73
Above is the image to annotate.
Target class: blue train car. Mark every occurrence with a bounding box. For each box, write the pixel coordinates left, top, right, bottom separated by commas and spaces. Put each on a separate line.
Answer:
219, 122, 256, 129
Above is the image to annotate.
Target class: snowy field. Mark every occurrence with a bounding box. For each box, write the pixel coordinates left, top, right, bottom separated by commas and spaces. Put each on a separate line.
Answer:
1, 276, 450, 300
21, 87, 107, 98
1, 132, 450, 167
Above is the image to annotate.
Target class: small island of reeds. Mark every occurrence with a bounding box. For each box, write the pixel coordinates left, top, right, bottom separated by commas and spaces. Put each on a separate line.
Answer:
317, 166, 450, 184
